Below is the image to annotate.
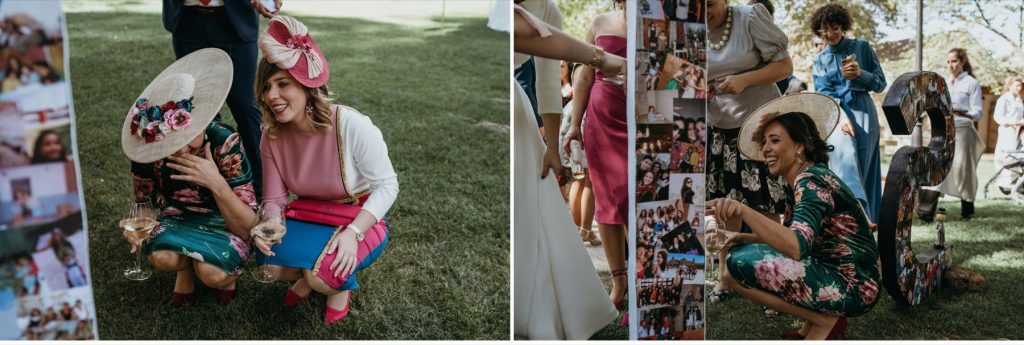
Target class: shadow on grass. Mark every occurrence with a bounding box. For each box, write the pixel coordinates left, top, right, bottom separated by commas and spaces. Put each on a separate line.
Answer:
70, 12, 508, 340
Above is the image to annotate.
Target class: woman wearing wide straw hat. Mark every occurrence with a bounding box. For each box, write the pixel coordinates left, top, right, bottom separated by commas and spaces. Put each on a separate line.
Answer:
121, 48, 259, 306
706, 94, 880, 340
250, 16, 398, 325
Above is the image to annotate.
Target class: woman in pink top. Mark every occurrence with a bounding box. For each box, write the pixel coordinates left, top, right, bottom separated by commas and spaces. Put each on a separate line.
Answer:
251, 16, 399, 326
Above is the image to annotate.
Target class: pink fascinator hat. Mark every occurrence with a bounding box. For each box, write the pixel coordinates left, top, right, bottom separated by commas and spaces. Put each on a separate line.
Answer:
258, 16, 329, 88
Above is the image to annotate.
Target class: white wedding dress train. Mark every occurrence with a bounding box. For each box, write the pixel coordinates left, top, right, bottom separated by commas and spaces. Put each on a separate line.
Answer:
513, 78, 618, 340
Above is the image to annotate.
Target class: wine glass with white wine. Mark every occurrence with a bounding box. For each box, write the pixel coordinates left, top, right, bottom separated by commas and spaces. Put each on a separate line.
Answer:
252, 202, 286, 283
122, 196, 158, 281
704, 216, 725, 285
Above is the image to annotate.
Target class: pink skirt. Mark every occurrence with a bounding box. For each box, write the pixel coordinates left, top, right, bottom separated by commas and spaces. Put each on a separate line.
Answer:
584, 80, 628, 225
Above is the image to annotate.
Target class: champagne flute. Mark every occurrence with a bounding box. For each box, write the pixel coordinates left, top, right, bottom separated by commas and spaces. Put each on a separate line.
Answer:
252, 202, 286, 283
122, 196, 157, 281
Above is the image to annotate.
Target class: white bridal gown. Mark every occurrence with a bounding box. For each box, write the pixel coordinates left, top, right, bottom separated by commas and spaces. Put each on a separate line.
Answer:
513, 8, 617, 339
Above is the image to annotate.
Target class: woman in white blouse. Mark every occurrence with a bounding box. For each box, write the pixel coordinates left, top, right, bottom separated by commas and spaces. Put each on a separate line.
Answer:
932, 48, 985, 219
994, 76, 1024, 190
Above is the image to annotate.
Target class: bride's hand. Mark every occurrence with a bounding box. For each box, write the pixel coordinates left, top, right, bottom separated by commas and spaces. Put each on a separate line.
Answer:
540, 146, 561, 179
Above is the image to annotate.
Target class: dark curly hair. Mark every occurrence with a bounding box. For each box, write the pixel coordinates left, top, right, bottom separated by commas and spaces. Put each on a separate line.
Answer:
810, 3, 853, 38
753, 112, 833, 165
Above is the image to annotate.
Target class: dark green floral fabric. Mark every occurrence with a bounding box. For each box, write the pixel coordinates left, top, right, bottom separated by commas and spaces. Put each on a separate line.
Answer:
726, 164, 881, 316
130, 121, 258, 274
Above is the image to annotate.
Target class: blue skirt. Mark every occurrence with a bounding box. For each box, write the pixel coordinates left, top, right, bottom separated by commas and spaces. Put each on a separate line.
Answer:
255, 219, 388, 291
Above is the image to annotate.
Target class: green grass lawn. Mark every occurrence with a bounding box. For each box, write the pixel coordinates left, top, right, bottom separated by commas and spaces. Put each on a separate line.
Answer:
707, 155, 1024, 340
69, 12, 509, 340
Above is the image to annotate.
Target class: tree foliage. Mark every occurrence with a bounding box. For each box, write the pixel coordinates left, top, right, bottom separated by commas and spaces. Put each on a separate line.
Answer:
772, 0, 899, 64
928, 0, 1024, 81
932, 0, 1024, 53
556, 0, 618, 40
883, 30, 1013, 93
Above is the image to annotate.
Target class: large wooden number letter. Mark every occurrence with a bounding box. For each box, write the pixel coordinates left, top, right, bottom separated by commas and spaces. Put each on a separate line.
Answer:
878, 71, 955, 306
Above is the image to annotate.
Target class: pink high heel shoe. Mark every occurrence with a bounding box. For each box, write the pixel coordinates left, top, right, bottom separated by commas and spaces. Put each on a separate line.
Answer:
324, 292, 353, 326
283, 287, 307, 308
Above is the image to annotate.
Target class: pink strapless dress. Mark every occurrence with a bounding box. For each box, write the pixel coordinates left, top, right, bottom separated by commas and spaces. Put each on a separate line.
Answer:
584, 35, 628, 225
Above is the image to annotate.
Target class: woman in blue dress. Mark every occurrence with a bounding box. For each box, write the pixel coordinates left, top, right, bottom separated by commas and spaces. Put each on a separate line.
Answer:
810, 3, 887, 223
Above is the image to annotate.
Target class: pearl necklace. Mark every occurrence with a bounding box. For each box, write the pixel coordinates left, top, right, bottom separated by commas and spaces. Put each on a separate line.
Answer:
709, 6, 733, 51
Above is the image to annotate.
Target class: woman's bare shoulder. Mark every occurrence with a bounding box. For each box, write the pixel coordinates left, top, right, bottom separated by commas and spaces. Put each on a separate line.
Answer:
590, 11, 627, 37
592, 11, 625, 24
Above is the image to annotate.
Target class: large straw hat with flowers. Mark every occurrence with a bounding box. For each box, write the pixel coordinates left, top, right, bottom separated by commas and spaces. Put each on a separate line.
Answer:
120, 48, 232, 163
737, 93, 841, 161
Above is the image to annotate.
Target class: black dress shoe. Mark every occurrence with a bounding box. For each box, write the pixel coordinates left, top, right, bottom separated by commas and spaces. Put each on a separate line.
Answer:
961, 200, 975, 219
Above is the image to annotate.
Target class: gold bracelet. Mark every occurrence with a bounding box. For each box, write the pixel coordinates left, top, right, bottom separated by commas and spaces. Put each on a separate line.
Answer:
588, 47, 606, 69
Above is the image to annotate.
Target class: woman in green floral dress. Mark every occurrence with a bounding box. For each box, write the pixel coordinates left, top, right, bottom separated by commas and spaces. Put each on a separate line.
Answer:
121, 49, 258, 306
707, 94, 880, 340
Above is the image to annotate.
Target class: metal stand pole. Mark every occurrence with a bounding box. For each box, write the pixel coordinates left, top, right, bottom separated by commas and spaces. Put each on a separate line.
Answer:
913, 0, 924, 147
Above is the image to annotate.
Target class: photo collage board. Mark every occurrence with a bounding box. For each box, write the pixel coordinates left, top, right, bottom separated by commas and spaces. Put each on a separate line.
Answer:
0, 1, 97, 340
633, 0, 706, 340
